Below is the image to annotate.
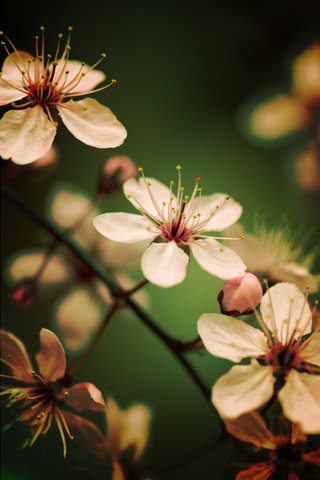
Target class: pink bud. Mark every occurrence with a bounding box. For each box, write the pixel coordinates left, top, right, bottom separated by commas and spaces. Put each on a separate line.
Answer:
217, 273, 263, 317
11, 280, 37, 308
97, 156, 137, 194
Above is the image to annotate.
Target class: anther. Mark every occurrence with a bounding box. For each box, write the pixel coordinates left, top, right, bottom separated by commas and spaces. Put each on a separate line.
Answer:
315, 300, 319, 305
8, 354, 12, 358
263, 279, 268, 285
225, 196, 229, 200
35, 36, 39, 40
162, 202, 166, 205
101, 53, 106, 58
180, 187, 184, 191
127, 194, 132, 198
68, 26, 73, 31
170, 181, 174, 185
147, 182, 152, 186
31, 371, 36, 375
81, 73, 86, 77
58, 34, 63, 38
194, 176, 201, 182
138, 167, 144, 172
67, 46, 71, 50
40, 26, 45, 31
216, 205, 220, 209
197, 188, 202, 192
47, 54, 51, 58
64, 392, 69, 396
176, 165, 181, 170
240, 235, 245, 240
112, 79, 116, 84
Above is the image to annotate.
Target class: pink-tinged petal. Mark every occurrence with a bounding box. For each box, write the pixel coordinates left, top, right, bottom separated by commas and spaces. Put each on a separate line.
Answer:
190, 238, 246, 280
223, 225, 274, 272
193, 194, 243, 232
93, 212, 156, 243
2, 51, 33, 84
64, 383, 106, 412
52, 60, 105, 93
278, 371, 320, 434
303, 448, 320, 467
218, 273, 263, 315
62, 411, 107, 459
58, 98, 127, 148
300, 332, 320, 367
212, 361, 275, 419
6, 251, 71, 286
260, 283, 312, 343
141, 240, 189, 288
197, 313, 268, 362
292, 43, 320, 99
36, 328, 66, 382
268, 263, 319, 294
123, 177, 173, 219
55, 287, 103, 353
49, 187, 98, 249
288, 473, 300, 480
0, 106, 57, 165
291, 422, 307, 445
236, 463, 275, 480
249, 94, 308, 139
0, 330, 35, 382
223, 411, 276, 450
0, 77, 28, 106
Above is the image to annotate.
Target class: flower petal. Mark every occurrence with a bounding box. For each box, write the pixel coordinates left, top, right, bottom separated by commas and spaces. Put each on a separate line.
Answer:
62, 411, 107, 459
64, 383, 106, 412
0, 78, 27, 106
93, 212, 155, 243
36, 328, 66, 382
96, 236, 148, 270
300, 332, 320, 367
268, 262, 319, 294
55, 287, 103, 353
6, 250, 71, 286
198, 313, 268, 362
279, 370, 320, 434
52, 60, 105, 93
223, 224, 274, 272
190, 238, 246, 280
212, 360, 275, 418
223, 411, 276, 450
2, 51, 33, 85
260, 283, 312, 343
236, 464, 275, 480
141, 240, 189, 288
0, 330, 34, 382
292, 44, 320, 99
58, 98, 127, 148
249, 94, 308, 139
123, 177, 173, 219
303, 449, 320, 467
120, 405, 151, 461
0, 106, 57, 164
193, 194, 243, 232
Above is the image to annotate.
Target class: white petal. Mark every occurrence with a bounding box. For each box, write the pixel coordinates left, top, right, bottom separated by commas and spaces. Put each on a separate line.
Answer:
123, 177, 173, 219
300, 332, 320, 367
198, 313, 268, 362
55, 286, 103, 353
212, 361, 275, 418
58, 98, 127, 148
0, 77, 27, 106
2, 51, 33, 85
96, 236, 149, 269
141, 240, 189, 288
279, 370, 320, 434
93, 212, 156, 243
190, 238, 246, 280
0, 106, 57, 165
269, 263, 319, 294
193, 194, 243, 232
52, 60, 105, 93
260, 283, 312, 343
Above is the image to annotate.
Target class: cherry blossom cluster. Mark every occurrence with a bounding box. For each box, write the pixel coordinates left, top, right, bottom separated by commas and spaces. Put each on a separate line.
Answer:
1, 28, 320, 480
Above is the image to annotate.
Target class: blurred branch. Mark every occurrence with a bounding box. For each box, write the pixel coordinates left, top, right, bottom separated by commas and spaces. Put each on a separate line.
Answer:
2, 183, 214, 407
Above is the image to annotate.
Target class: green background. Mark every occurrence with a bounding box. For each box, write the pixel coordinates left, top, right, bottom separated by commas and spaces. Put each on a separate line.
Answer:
1, 1, 320, 479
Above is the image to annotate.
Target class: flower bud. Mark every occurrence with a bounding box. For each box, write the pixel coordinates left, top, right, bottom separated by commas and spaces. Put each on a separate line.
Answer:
217, 273, 263, 317
97, 156, 137, 195
11, 280, 37, 308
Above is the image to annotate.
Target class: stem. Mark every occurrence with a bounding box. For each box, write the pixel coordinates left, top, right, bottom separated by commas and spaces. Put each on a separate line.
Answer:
125, 278, 149, 295
68, 302, 119, 376
2, 183, 213, 407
